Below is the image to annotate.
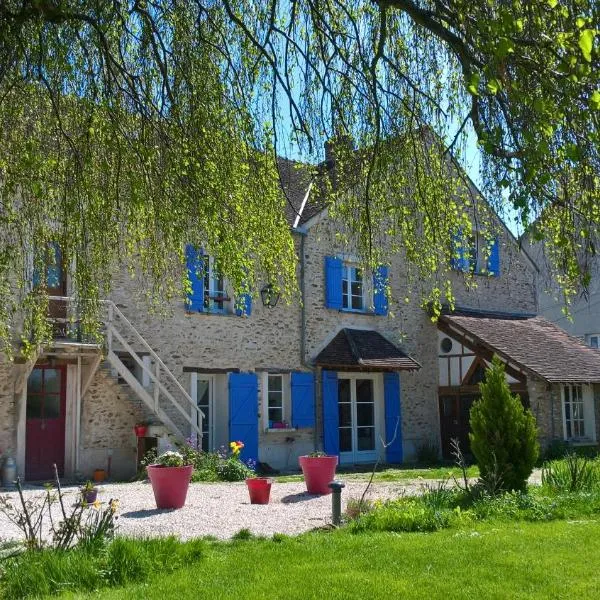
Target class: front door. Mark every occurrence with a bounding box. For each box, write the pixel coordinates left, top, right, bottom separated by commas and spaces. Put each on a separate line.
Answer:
439, 394, 478, 459
25, 366, 67, 480
339, 375, 377, 464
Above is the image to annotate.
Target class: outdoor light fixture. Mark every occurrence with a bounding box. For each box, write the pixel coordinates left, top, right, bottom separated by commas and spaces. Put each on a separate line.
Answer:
260, 284, 280, 308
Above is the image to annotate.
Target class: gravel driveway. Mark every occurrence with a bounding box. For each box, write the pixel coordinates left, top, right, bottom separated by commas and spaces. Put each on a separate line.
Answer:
0, 478, 430, 542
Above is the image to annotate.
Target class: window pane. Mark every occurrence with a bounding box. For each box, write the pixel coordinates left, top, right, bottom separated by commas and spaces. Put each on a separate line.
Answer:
351, 280, 363, 296
197, 381, 210, 408
357, 427, 375, 451
26, 394, 42, 419
268, 391, 282, 408
339, 403, 351, 427
268, 375, 282, 392
357, 403, 374, 427
44, 394, 61, 419
356, 379, 373, 403
269, 408, 283, 423
44, 369, 60, 394
351, 295, 364, 310
338, 379, 351, 403
28, 369, 43, 394
353, 268, 362, 283
339, 427, 352, 452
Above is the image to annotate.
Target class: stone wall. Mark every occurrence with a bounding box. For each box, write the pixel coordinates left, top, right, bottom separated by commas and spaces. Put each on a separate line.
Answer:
0, 357, 16, 459
79, 370, 146, 480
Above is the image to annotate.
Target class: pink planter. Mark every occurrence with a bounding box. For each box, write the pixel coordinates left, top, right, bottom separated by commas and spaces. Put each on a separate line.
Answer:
299, 455, 338, 495
246, 477, 273, 504
147, 464, 193, 509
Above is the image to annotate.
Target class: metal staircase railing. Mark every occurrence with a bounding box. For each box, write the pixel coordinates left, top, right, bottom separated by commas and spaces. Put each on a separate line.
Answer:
48, 296, 204, 443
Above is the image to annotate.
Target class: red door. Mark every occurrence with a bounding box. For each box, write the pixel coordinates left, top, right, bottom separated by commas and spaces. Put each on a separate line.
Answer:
25, 366, 67, 480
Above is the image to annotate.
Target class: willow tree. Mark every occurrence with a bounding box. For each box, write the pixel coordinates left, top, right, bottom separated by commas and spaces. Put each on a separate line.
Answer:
0, 1, 598, 354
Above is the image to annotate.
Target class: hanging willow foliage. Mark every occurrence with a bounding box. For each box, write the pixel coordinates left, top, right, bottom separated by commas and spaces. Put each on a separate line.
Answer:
0, 1, 598, 355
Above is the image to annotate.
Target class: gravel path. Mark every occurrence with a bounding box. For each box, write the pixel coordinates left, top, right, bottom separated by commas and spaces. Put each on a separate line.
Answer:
0, 478, 431, 542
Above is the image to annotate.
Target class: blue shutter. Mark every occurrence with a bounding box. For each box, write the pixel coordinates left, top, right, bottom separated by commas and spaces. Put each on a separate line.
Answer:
291, 371, 315, 428
324, 256, 343, 309
235, 293, 252, 317
487, 237, 500, 277
373, 265, 389, 316
228, 372, 258, 464
185, 244, 204, 312
322, 370, 339, 456
451, 230, 469, 272
384, 372, 403, 464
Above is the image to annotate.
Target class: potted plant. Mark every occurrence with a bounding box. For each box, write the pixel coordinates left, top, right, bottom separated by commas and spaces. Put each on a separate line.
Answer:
146, 450, 194, 509
80, 480, 98, 504
299, 451, 338, 495
133, 422, 148, 437
245, 475, 273, 504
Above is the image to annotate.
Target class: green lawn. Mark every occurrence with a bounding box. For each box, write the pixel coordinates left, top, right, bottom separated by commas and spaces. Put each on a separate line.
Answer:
274, 464, 479, 483
77, 520, 600, 599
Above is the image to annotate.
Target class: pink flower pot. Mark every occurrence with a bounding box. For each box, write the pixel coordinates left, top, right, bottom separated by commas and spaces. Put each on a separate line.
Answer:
299, 455, 338, 495
246, 477, 272, 504
147, 464, 193, 509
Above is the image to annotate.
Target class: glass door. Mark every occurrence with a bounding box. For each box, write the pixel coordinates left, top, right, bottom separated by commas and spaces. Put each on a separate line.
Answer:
194, 375, 213, 451
338, 375, 377, 464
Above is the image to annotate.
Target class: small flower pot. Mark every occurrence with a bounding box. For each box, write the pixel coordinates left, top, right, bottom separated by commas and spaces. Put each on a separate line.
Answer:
93, 469, 106, 483
133, 425, 148, 437
246, 477, 272, 504
147, 464, 193, 509
299, 455, 338, 495
81, 488, 98, 504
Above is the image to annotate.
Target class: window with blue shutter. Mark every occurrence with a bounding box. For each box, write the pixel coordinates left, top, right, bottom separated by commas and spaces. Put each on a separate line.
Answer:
291, 371, 315, 428
228, 372, 258, 464
185, 244, 204, 312
450, 230, 470, 272
322, 370, 339, 456
384, 372, 403, 464
324, 256, 343, 309
487, 237, 500, 277
373, 265, 389, 316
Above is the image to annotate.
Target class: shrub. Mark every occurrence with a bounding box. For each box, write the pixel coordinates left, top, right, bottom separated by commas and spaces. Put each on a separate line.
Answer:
541, 454, 600, 493
344, 497, 377, 520
469, 356, 539, 492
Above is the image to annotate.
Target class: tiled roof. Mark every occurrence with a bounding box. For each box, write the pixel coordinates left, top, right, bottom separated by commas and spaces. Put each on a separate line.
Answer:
277, 157, 328, 228
314, 328, 421, 371
441, 309, 600, 383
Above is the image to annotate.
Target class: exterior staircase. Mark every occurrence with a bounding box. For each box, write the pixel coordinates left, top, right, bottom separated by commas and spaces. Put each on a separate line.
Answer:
49, 296, 204, 444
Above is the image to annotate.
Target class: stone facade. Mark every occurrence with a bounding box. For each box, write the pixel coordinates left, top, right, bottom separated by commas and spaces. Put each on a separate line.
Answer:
0, 186, 548, 480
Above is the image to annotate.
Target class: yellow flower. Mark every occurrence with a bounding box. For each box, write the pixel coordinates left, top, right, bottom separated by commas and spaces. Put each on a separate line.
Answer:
93, 499, 101, 510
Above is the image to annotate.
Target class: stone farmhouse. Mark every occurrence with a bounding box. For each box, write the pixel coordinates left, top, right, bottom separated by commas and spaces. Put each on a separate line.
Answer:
2, 153, 600, 481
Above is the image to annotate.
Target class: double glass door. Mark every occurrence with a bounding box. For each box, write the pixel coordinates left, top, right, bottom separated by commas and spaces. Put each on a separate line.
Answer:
338, 375, 377, 463
194, 375, 213, 452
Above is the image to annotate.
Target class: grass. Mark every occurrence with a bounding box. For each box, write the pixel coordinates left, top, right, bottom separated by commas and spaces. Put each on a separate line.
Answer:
273, 464, 479, 483
68, 521, 600, 599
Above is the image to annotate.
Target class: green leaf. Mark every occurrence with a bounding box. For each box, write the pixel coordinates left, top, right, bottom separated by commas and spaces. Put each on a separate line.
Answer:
496, 38, 514, 59
547, 0, 558, 8
576, 17, 586, 29
486, 79, 501, 95
467, 72, 480, 96
578, 29, 595, 63
590, 90, 600, 110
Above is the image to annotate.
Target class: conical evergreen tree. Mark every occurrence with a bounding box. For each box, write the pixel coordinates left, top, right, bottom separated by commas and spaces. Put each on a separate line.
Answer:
469, 356, 539, 492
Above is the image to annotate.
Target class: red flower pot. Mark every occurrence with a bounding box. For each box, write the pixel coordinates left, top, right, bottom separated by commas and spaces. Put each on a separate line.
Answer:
246, 477, 273, 504
147, 464, 193, 509
299, 455, 338, 495
134, 425, 148, 437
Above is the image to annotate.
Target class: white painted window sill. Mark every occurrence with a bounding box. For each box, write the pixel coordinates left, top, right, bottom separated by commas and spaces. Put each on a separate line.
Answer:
265, 428, 297, 433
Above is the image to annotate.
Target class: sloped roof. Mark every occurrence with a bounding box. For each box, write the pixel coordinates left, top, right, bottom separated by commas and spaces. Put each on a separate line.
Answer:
440, 308, 600, 383
314, 328, 421, 371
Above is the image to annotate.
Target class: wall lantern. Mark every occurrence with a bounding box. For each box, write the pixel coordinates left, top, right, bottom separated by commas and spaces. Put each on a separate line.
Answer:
260, 284, 280, 308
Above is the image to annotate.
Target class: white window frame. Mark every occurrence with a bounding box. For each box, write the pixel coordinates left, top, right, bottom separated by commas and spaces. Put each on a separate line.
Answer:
562, 384, 596, 443
190, 373, 215, 450
203, 256, 231, 314
341, 262, 371, 312
262, 373, 290, 430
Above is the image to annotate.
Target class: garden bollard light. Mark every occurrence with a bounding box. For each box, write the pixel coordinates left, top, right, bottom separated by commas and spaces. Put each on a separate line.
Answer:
328, 480, 345, 526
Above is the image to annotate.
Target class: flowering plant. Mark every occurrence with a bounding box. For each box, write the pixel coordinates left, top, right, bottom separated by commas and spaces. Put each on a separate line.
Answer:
229, 440, 244, 456
153, 450, 192, 468
217, 441, 255, 481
